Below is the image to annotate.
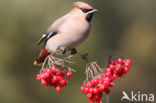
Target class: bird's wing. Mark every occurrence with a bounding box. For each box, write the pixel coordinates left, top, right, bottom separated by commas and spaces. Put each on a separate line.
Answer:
32, 31, 57, 49
33, 14, 67, 49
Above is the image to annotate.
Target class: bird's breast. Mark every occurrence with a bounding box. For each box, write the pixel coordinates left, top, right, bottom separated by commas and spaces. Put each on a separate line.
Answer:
59, 19, 91, 48
46, 17, 91, 52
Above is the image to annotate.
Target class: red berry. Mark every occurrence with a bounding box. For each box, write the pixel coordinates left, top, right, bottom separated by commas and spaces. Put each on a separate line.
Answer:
36, 74, 41, 80
56, 86, 61, 92
43, 68, 48, 73
105, 71, 111, 77
90, 80, 94, 85
117, 58, 123, 64
104, 81, 109, 87
89, 88, 94, 94
104, 78, 110, 87
116, 64, 123, 71
52, 75, 58, 83
46, 68, 52, 74
124, 67, 129, 74
124, 59, 132, 67
109, 64, 115, 71
109, 59, 115, 65
124, 62, 129, 67
45, 77, 51, 82
81, 86, 85, 92
85, 87, 89, 94
51, 68, 55, 73
95, 93, 102, 100
60, 71, 65, 77
56, 69, 62, 75
98, 84, 105, 92
106, 67, 111, 72
126, 59, 132, 65
41, 74, 46, 79
41, 79, 47, 86
44, 72, 50, 78
51, 74, 54, 78
116, 67, 122, 72
93, 88, 99, 94
86, 82, 92, 88
109, 82, 114, 87
96, 100, 101, 103
104, 77, 110, 82
112, 74, 118, 80
113, 70, 118, 74
60, 79, 67, 86
118, 71, 124, 77
57, 76, 63, 81
90, 100, 94, 103
98, 79, 104, 84
87, 93, 92, 99
93, 79, 99, 85
66, 72, 72, 78
104, 88, 111, 95
101, 73, 106, 78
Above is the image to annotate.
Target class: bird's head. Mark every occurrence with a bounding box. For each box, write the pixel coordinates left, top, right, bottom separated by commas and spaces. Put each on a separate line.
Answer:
72, 2, 98, 22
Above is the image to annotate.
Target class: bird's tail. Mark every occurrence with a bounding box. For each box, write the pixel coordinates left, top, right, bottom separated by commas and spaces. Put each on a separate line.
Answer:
34, 48, 50, 66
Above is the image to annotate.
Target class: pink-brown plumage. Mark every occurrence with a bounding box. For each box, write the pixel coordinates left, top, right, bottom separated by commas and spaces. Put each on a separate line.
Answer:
73, 2, 93, 10
34, 2, 97, 64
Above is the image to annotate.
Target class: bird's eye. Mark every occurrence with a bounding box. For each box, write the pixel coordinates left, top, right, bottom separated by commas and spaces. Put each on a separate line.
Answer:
80, 8, 93, 13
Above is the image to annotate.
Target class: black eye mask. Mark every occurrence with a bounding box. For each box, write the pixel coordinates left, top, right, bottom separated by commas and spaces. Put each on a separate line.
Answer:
80, 8, 93, 13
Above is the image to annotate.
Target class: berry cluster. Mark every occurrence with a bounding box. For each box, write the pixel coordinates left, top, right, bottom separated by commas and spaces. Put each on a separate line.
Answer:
81, 78, 112, 103
81, 58, 132, 103
36, 66, 72, 92
107, 58, 132, 78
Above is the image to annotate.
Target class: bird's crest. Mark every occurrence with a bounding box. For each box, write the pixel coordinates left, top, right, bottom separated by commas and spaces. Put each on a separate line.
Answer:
73, 2, 93, 10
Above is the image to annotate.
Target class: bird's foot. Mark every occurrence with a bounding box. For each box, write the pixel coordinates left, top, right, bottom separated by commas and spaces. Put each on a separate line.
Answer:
71, 48, 77, 55
60, 47, 67, 54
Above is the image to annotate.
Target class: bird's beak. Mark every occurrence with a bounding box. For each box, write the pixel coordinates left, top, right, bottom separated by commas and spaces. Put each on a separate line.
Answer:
87, 9, 98, 14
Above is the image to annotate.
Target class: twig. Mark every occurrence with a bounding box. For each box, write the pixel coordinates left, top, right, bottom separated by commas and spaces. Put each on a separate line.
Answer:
40, 50, 75, 73
107, 95, 109, 103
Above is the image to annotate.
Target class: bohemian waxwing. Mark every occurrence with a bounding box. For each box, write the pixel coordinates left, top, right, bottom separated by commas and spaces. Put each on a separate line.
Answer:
33, 1, 98, 65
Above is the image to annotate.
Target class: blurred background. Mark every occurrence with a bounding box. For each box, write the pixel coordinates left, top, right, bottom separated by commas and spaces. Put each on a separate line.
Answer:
0, 0, 156, 103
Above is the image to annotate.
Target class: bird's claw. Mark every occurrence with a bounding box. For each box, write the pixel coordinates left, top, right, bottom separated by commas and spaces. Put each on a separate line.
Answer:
71, 48, 77, 55
59, 47, 67, 54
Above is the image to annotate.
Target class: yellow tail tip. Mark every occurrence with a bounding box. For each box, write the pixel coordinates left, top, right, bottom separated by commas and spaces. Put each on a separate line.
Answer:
33, 61, 43, 66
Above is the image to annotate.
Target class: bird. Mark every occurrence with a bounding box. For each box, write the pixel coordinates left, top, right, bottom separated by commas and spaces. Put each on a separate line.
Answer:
33, 1, 98, 66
